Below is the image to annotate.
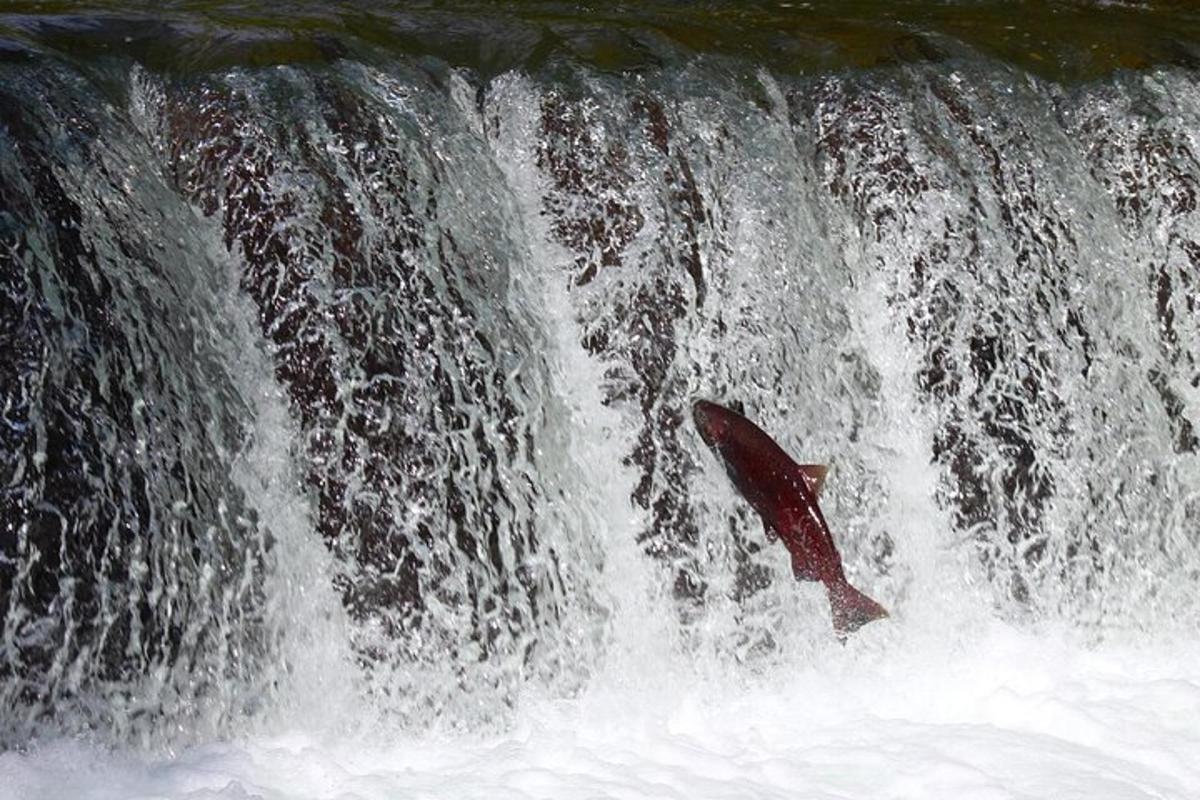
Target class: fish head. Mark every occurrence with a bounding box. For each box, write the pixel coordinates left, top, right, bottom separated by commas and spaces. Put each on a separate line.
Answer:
692, 399, 735, 450
692, 398, 788, 514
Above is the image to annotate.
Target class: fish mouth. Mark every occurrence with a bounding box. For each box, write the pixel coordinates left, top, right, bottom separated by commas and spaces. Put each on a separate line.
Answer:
692, 400, 724, 448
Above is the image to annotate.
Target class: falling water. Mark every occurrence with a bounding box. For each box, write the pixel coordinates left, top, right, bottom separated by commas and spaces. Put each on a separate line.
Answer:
1, 7, 1199, 792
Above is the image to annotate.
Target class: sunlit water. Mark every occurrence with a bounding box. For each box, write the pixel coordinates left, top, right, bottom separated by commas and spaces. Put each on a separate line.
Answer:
2, 4, 1199, 798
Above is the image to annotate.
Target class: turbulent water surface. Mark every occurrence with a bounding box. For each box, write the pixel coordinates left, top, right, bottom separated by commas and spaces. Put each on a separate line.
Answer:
1, 2, 1199, 798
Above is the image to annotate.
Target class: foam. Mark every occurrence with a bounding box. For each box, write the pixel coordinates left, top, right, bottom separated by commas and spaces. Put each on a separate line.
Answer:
6, 622, 1197, 800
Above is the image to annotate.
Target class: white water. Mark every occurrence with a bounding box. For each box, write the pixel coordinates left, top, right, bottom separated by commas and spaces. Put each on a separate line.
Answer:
5, 622, 1199, 799
3, 42, 1200, 800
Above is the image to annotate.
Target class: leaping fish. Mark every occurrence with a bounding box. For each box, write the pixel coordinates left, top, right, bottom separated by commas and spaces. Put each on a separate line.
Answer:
692, 399, 888, 636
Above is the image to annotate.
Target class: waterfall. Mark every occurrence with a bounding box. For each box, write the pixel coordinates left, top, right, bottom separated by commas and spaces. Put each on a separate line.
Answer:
2, 5, 1199, 751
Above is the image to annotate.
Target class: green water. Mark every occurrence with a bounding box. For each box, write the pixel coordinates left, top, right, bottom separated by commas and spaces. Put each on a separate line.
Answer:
2, 1, 1199, 80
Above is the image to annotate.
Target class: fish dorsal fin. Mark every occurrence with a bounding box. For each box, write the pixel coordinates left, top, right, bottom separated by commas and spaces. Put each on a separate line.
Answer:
798, 464, 828, 497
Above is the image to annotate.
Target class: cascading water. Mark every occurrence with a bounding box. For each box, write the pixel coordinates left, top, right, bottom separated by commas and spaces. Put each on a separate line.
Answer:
1, 3, 1199, 797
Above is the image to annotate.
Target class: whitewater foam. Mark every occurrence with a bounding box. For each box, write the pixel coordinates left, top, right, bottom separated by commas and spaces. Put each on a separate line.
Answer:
4, 620, 1197, 800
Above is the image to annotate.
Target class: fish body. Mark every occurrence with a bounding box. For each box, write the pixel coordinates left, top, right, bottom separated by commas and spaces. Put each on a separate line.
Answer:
692, 399, 888, 635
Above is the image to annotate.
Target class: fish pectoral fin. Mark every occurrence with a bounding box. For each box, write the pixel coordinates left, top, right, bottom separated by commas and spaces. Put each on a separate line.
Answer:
791, 557, 820, 582
786, 539, 821, 581
766, 521, 819, 580
798, 464, 828, 496
772, 510, 820, 581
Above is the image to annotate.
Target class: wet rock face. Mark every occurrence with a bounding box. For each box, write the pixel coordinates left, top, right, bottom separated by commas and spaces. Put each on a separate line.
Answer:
3, 62, 591, 740
521, 65, 1200, 626
534, 87, 723, 602
0, 74, 271, 743
1075, 85, 1200, 455
801, 72, 1083, 605
4, 43, 1200, 746
798, 68, 1200, 617
161, 69, 555, 696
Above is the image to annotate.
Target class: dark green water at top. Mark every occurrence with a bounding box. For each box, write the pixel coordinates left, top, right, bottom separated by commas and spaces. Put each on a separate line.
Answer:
2, 1, 1200, 81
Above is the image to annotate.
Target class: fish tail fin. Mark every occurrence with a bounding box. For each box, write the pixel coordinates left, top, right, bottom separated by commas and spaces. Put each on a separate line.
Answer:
828, 581, 888, 636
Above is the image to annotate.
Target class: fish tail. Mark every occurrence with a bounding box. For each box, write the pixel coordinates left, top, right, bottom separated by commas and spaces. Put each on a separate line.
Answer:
828, 580, 889, 636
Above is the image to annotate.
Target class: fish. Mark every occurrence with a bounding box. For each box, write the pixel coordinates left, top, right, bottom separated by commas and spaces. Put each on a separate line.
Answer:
692, 399, 888, 636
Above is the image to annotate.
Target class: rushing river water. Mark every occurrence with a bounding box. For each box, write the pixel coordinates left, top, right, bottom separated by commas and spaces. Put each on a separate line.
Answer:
1, 3, 1199, 798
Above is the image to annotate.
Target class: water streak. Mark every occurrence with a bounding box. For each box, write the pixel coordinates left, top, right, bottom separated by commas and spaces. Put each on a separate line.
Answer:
1, 31, 1199, 748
